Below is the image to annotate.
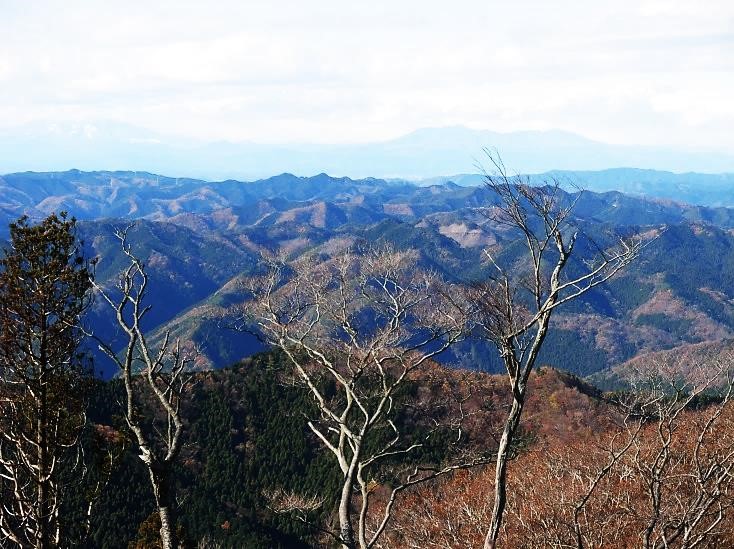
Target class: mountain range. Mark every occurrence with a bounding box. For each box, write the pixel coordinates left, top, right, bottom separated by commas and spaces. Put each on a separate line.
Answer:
2, 124, 734, 180
3, 169, 734, 383
423, 168, 734, 207
3, 167, 734, 236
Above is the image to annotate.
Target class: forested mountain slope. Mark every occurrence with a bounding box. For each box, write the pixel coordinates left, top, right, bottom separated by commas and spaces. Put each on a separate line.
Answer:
3, 169, 734, 381
80, 352, 611, 548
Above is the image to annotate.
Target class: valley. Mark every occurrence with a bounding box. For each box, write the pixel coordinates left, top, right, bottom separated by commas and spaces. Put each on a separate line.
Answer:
3, 169, 734, 383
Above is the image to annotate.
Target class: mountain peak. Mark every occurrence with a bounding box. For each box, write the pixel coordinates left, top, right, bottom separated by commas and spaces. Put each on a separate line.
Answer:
2, 124, 734, 178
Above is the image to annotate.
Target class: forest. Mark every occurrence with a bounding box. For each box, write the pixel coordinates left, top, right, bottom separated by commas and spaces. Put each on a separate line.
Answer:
2, 167, 734, 549
4, 0, 733, 546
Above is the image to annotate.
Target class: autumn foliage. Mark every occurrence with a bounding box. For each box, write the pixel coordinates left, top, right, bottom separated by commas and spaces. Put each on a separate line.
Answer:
382, 366, 734, 548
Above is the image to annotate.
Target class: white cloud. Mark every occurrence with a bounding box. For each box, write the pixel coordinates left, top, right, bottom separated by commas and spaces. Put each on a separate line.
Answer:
0, 0, 732, 152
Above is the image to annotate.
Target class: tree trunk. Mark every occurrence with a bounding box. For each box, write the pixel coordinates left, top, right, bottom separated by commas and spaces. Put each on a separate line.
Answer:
338, 467, 357, 549
148, 464, 177, 549
158, 504, 176, 549
37, 412, 50, 549
484, 392, 525, 549
37, 351, 50, 549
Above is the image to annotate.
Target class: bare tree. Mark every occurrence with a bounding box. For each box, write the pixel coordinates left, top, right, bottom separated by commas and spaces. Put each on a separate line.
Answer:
502, 354, 734, 549
625, 357, 734, 549
238, 246, 487, 549
474, 152, 646, 548
0, 214, 94, 548
379, 354, 734, 548
90, 226, 194, 549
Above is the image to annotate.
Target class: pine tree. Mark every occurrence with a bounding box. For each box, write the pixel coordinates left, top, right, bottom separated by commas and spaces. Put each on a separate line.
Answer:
0, 213, 93, 547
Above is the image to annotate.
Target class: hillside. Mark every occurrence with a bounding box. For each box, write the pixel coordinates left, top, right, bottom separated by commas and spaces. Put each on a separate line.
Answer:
3, 169, 734, 382
4, 170, 734, 236
427, 169, 734, 208
80, 353, 616, 548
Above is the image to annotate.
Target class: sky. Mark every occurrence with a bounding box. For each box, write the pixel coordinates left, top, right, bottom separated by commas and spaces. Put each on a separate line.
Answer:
1, 0, 733, 153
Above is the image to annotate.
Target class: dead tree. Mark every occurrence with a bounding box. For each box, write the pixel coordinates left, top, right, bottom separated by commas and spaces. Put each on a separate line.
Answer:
239, 246, 486, 549
474, 152, 646, 548
624, 357, 734, 549
0, 214, 93, 548
505, 355, 734, 549
90, 226, 194, 549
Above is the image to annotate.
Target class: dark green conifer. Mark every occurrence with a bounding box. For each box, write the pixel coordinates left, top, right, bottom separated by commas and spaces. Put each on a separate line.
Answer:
0, 213, 93, 548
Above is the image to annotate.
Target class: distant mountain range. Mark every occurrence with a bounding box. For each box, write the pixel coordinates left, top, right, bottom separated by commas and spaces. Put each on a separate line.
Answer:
422, 168, 734, 207
2, 123, 733, 180
2, 167, 734, 239
3, 169, 734, 382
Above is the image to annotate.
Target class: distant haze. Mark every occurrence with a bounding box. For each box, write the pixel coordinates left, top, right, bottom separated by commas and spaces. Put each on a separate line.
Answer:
1, 1, 732, 164
1, 125, 734, 180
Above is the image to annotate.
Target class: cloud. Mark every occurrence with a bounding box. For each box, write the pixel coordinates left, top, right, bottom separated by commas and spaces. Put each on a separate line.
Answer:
0, 0, 732, 154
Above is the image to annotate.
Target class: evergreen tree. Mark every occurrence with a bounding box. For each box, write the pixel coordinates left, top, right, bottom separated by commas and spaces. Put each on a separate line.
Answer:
0, 213, 94, 547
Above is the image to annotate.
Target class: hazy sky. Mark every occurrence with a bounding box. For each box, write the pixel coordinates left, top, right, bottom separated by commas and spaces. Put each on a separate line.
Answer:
1, 0, 732, 151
